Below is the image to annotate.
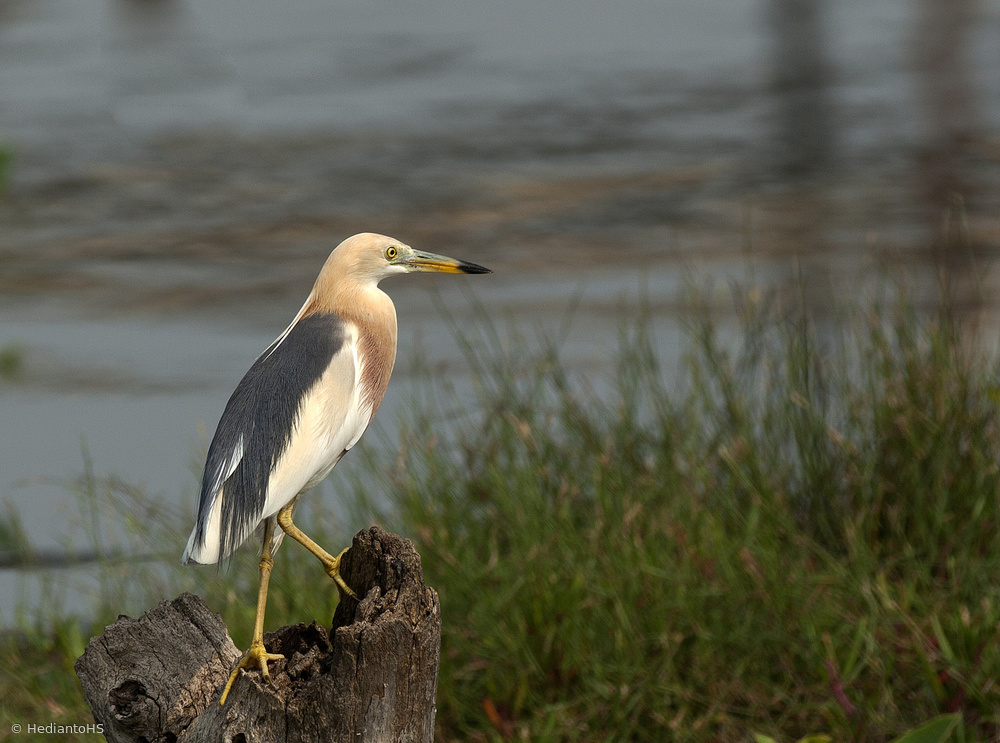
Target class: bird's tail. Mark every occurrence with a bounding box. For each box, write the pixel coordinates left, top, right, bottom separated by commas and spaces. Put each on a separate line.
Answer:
182, 512, 282, 565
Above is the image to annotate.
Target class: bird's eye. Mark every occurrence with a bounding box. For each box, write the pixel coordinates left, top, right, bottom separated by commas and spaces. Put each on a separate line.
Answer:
386, 246, 398, 260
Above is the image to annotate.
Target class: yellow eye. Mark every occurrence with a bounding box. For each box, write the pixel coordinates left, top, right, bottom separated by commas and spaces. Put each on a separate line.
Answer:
386, 246, 398, 260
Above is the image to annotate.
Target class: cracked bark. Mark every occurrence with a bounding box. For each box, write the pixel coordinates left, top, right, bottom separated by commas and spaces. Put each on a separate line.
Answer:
74, 526, 442, 743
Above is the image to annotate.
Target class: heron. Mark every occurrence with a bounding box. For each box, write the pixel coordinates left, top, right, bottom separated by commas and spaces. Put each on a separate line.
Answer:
181, 233, 490, 705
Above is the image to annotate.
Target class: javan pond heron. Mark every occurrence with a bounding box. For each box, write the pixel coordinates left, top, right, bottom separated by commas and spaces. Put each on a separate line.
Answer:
181, 233, 490, 704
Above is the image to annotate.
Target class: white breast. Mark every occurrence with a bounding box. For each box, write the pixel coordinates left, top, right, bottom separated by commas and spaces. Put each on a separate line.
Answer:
260, 322, 373, 521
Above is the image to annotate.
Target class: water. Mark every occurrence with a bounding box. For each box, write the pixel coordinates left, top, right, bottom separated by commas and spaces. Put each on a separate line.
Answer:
0, 0, 760, 141
1, 0, 999, 623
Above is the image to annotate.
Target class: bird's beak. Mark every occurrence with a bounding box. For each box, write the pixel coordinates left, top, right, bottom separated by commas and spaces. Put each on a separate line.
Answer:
401, 249, 491, 275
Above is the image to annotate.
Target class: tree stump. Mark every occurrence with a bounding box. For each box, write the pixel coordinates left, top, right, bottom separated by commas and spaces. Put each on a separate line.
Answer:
74, 526, 442, 743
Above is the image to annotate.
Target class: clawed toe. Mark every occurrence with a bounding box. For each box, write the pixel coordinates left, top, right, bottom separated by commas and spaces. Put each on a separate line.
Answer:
324, 547, 357, 598
219, 641, 285, 705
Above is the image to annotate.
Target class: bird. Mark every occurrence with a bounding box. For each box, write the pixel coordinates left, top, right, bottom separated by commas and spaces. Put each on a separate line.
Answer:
181, 233, 490, 705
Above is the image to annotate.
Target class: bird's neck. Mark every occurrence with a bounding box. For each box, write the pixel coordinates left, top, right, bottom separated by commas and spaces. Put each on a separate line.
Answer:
308, 282, 397, 419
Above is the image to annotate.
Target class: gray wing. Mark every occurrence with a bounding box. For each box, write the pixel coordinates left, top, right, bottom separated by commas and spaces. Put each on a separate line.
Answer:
183, 312, 346, 563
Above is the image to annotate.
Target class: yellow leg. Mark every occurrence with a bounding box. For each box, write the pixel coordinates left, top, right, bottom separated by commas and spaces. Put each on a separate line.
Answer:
276, 501, 356, 598
219, 519, 285, 706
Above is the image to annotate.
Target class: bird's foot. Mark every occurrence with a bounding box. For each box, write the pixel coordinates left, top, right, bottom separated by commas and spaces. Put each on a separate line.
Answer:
324, 547, 357, 598
219, 641, 285, 705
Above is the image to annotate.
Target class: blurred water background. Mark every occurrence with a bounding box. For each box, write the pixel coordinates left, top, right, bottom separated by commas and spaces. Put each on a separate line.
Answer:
0, 0, 999, 622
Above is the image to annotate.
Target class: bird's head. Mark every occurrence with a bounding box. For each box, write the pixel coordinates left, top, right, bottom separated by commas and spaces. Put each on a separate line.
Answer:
329, 233, 491, 286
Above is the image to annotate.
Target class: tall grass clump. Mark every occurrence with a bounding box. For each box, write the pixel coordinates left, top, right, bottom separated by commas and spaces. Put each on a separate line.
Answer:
359, 287, 1000, 742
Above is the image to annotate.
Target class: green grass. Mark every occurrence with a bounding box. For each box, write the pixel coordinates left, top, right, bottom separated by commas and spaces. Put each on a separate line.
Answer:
361, 286, 1000, 742
2, 283, 1000, 742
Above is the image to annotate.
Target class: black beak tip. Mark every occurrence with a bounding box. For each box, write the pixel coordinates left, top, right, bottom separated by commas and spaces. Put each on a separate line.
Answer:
462, 261, 492, 275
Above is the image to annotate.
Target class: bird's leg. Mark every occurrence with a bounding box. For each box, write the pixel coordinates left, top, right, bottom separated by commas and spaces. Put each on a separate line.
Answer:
219, 518, 284, 706
276, 501, 356, 598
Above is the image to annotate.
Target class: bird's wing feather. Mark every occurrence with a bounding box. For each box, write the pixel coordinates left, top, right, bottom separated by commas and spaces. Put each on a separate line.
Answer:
183, 312, 348, 564
260, 329, 368, 517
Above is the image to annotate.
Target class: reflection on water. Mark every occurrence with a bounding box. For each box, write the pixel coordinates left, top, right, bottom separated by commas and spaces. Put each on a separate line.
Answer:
0, 0, 998, 622
766, 0, 833, 181
912, 0, 982, 271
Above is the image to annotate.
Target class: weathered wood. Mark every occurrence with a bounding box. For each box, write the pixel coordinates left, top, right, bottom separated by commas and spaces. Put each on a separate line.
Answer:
74, 526, 442, 743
